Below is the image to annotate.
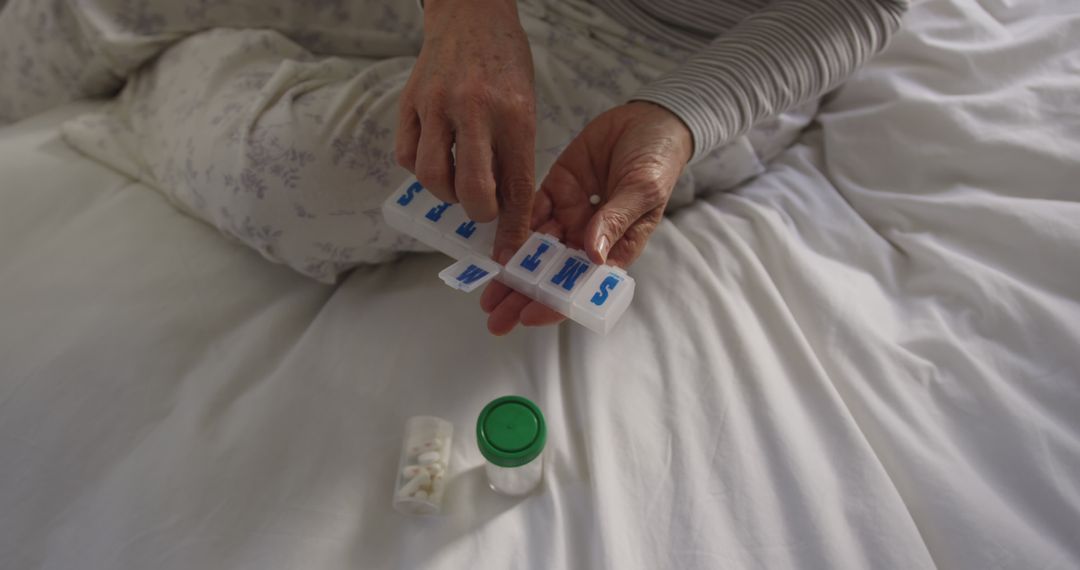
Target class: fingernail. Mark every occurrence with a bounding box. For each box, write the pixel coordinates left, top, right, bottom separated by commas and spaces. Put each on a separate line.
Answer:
596, 235, 610, 263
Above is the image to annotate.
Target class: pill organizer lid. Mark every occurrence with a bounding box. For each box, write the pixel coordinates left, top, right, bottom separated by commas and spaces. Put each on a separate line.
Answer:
476, 395, 546, 468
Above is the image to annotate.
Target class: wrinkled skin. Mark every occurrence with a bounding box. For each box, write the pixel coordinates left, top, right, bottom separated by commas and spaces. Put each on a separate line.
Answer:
394, 0, 692, 335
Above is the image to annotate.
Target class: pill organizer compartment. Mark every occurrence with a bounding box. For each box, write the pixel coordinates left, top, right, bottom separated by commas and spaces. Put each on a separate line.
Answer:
393, 416, 453, 516
415, 201, 470, 259
390, 190, 446, 252
570, 265, 635, 335
446, 215, 496, 258
536, 248, 597, 316
439, 256, 502, 292
383, 181, 433, 238
417, 200, 458, 236
502, 232, 566, 298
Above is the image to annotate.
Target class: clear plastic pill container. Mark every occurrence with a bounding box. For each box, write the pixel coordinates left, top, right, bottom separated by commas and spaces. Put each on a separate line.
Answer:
476, 396, 546, 496
393, 416, 453, 515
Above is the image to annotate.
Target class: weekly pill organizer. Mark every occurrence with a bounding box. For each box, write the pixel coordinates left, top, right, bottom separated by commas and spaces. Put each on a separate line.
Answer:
382, 179, 635, 334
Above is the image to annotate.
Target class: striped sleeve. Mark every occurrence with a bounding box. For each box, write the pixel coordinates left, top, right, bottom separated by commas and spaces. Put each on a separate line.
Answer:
633, 0, 908, 163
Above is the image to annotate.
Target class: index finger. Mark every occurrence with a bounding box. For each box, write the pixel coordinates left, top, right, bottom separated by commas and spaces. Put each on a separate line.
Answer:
453, 123, 498, 223
492, 126, 535, 262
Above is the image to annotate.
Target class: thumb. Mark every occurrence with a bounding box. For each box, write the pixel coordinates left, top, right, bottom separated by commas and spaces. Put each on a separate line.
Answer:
584, 180, 662, 265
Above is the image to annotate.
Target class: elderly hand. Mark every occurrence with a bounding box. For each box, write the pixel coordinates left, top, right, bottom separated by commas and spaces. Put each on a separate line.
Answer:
395, 0, 537, 261
480, 101, 693, 335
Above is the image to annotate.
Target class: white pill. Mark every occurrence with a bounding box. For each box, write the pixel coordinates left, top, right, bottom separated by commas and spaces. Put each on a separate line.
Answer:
402, 465, 422, 478
397, 470, 431, 498
430, 474, 445, 501
426, 463, 444, 477
589, 194, 601, 205
418, 451, 441, 465
414, 490, 429, 500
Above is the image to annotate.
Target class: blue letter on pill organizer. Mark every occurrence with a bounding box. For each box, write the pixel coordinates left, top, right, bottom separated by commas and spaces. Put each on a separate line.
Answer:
456, 221, 477, 239
550, 255, 591, 291
504, 232, 567, 293
426, 202, 452, 221
590, 274, 622, 306
521, 243, 550, 272
456, 264, 489, 285
397, 182, 424, 205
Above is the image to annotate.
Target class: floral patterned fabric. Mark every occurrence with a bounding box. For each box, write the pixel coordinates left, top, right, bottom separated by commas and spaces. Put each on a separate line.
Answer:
1, 0, 815, 282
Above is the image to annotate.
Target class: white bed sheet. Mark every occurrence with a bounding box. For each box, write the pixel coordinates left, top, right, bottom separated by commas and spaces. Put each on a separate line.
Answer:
2, 0, 1079, 568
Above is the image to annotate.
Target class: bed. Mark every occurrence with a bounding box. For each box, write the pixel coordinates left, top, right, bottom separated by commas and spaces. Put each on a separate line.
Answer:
2, 0, 1079, 568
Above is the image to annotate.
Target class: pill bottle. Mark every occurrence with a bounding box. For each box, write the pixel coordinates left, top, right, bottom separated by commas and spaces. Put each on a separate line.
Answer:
393, 416, 453, 515
476, 396, 546, 496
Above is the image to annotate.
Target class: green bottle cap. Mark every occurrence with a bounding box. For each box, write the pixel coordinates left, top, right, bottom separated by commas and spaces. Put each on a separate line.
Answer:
476, 395, 546, 468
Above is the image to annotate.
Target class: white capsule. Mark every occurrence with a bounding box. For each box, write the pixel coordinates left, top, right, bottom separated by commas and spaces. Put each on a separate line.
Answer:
418, 451, 441, 465
397, 470, 431, 498
589, 194, 601, 205
426, 462, 445, 477
402, 465, 422, 478
430, 474, 445, 501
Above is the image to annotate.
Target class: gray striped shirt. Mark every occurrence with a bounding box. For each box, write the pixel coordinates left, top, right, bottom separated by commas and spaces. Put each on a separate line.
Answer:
594, 0, 908, 161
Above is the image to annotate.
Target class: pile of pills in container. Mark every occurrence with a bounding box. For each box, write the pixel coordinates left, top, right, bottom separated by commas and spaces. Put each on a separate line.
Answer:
393, 417, 453, 515
393, 396, 547, 516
